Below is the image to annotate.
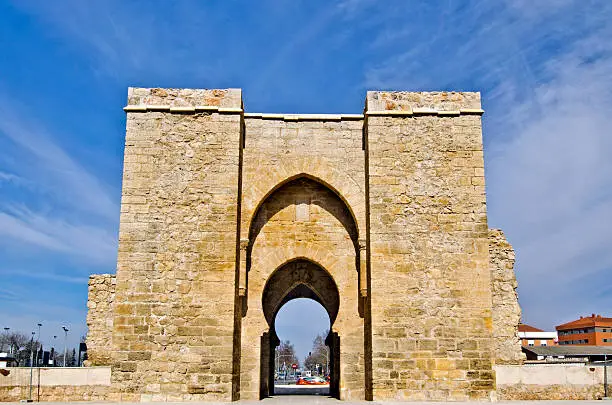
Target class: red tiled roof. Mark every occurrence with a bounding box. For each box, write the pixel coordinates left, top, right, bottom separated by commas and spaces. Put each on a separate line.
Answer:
518, 323, 544, 332
556, 314, 612, 330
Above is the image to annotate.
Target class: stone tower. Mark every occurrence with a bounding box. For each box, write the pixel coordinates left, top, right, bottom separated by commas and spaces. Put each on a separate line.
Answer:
86, 88, 523, 401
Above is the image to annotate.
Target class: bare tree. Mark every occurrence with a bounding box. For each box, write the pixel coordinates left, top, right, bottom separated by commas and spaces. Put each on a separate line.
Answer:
304, 330, 329, 374
0, 332, 29, 356
0, 332, 36, 366
275, 340, 299, 371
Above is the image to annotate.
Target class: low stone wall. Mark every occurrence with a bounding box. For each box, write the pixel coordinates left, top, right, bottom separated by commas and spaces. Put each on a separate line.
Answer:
0, 367, 110, 402
1, 364, 608, 401
495, 363, 606, 400
86, 274, 116, 366
489, 229, 525, 365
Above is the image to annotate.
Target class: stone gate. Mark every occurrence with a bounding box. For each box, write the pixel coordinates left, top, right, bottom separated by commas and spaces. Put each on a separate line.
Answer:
86, 88, 524, 402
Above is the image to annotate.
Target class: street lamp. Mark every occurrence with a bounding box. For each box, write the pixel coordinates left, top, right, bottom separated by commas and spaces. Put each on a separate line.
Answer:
325, 346, 329, 376
605, 353, 609, 399
35, 323, 42, 367
52, 336, 57, 367
2, 327, 8, 354
62, 326, 69, 367
28, 331, 35, 401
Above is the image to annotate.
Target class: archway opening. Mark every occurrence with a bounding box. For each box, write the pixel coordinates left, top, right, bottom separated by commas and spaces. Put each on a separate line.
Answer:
273, 298, 331, 396
259, 259, 341, 399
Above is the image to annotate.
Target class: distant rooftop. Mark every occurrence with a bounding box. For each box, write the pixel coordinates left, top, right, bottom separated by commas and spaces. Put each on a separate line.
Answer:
518, 323, 544, 332
556, 314, 612, 330
524, 345, 612, 357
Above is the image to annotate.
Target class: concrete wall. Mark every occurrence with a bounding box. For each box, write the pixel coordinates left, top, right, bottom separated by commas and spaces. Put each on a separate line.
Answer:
495, 364, 606, 400
0, 367, 110, 402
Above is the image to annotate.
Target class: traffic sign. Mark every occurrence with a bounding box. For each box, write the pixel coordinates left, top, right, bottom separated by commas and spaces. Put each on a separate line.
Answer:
291, 363, 298, 369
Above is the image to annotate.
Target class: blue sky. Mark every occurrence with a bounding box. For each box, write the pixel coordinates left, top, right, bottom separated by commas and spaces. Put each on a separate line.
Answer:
1, 0, 611, 360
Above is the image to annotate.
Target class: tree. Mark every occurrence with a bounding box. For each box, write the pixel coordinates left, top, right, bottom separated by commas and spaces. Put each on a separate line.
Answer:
66, 348, 77, 367
12, 333, 39, 366
304, 331, 329, 375
275, 340, 298, 372
0, 331, 46, 366
0, 332, 29, 358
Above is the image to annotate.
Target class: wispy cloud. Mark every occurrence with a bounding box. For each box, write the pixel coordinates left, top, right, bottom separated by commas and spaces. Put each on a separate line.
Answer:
0, 171, 22, 183
2, 268, 87, 284
361, 0, 612, 328
487, 22, 612, 326
0, 100, 118, 221
2, 0, 610, 342
0, 205, 116, 265
9, 0, 221, 82
0, 93, 118, 271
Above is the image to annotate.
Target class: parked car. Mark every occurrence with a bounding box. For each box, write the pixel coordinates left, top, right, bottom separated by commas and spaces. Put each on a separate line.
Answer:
296, 376, 328, 385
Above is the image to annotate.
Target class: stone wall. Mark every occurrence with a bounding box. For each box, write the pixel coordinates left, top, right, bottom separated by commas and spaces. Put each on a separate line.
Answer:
89, 87, 535, 402
86, 274, 116, 366
112, 88, 243, 401
495, 364, 606, 400
0, 367, 110, 402
238, 116, 367, 400
489, 229, 524, 365
366, 91, 495, 401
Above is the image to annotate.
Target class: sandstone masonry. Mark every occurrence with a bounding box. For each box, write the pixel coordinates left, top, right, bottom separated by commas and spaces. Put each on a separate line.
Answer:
86, 274, 116, 366
489, 229, 525, 365
86, 88, 525, 402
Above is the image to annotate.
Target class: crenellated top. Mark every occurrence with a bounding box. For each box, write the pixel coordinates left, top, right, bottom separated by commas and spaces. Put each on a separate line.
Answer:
366, 91, 483, 116
124, 87, 242, 112
123, 88, 484, 116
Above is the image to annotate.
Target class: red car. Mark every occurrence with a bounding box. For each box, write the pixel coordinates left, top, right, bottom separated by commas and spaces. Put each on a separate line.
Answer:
296, 376, 328, 385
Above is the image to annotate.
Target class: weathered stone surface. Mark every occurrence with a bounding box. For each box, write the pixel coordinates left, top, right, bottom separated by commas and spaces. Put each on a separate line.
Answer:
127, 87, 242, 108
111, 88, 243, 401
0, 366, 111, 402
0, 385, 110, 402
366, 91, 482, 112
86, 274, 116, 366
497, 384, 604, 400
238, 118, 366, 401
495, 364, 606, 400
489, 229, 524, 365
366, 91, 494, 401
85, 88, 531, 402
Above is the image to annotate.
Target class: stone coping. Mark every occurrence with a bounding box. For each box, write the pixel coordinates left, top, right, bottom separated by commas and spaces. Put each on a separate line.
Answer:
123, 108, 483, 117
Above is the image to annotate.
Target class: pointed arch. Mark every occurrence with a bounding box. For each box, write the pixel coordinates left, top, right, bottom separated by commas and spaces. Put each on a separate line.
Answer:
262, 258, 340, 328
247, 173, 360, 243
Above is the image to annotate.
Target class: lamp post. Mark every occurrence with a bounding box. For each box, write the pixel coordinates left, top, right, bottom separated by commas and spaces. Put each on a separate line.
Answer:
28, 331, 35, 401
605, 353, 608, 399
52, 336, 57, 367
325, 346, 329, 376
35, 323, 42, 367
62, 326, 69, 367
2, 327, 8, 354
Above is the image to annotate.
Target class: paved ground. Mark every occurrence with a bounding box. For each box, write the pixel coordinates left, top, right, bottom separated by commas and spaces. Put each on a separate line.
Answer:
5, 399, 609, 404
273, 384, 330, 396
259, 400, 608, 404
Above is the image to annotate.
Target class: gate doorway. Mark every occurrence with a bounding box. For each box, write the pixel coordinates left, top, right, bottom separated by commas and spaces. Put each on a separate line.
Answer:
270, 298, 332, 397
259, 259, 341, 399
